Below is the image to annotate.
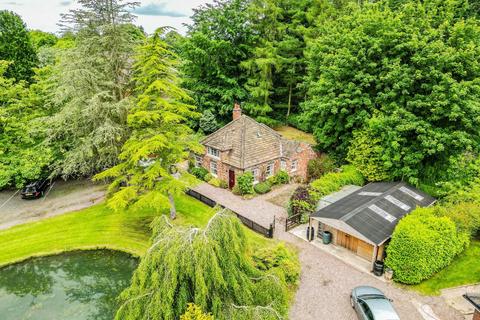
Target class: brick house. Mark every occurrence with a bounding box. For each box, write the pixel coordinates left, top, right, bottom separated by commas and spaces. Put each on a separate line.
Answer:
194, 103, 316, 189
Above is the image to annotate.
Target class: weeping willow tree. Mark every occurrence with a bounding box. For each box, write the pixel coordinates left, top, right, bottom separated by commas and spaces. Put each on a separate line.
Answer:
116, 210, 289, 320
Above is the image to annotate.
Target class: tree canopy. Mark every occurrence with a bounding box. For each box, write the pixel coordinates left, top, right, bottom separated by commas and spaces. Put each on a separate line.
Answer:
0, 11, 38, 82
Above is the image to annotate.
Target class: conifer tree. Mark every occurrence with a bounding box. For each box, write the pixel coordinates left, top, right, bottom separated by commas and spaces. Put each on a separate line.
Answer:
95, 29, 202, 217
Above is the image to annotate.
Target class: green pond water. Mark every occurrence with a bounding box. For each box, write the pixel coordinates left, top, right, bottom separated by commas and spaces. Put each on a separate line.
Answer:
0, 250, 138, 320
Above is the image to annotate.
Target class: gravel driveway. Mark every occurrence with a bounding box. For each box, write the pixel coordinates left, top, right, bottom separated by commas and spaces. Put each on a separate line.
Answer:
191, 183, 464, 320
0, 179, 106, 230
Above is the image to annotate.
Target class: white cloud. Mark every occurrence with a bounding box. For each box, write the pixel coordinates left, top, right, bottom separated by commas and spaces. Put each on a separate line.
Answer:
0, 0, 215, 34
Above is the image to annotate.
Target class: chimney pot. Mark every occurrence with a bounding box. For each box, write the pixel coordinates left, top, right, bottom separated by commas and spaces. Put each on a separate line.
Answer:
233, 102, 242, 121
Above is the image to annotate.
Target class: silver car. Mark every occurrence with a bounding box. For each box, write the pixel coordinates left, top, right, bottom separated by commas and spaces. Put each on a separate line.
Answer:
350, 286, 400, 320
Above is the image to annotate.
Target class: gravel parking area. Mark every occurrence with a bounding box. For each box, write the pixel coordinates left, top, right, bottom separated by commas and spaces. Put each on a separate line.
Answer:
191, 183, 464, 320
0, 179, 106, 230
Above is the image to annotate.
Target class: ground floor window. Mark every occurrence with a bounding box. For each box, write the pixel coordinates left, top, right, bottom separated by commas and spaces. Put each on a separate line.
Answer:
291, 159, 298, 172
266, 163, 274, 178
281, 159, 287, 171
195, 155, 202, 167
252, 168, 260, 184
210, 161, 218, 176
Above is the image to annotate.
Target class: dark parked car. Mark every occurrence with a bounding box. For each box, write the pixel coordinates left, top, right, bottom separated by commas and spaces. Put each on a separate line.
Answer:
350, 286, 400, 320
21, 179, 51, 199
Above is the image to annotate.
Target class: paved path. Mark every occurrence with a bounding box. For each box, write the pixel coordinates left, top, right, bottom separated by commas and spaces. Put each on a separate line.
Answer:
192, 182, 294, 228
192, 183, 464, 320
0, 180, 106, 230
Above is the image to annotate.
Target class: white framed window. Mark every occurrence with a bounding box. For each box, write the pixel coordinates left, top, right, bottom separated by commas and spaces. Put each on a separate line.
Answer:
266, 163, 274, 178
252, 168, 260, 184
207, 146, 220, 158
195, 155, 202, 168
291, 160, 298, 172
210, 161, 218, 176
280, 160, 287, 170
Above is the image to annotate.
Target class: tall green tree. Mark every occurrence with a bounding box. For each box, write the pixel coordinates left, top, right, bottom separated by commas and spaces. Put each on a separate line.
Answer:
0, 61, 56, 188
0, 11, 38, 81
94, 29, 202, 218
302, 0, 480, 183
115, 211, 289, 320
181, 0, 254, 125
45, 0, 142, 178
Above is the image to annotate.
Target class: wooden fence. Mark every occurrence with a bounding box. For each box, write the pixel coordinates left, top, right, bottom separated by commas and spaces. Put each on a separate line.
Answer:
186, 189, 275, 238
285, 213, 303, 231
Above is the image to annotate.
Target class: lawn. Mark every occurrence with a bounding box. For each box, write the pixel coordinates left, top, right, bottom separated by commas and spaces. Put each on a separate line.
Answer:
0, 193, 272, 267
275, 125, 316, 145
412, 240, 480, 295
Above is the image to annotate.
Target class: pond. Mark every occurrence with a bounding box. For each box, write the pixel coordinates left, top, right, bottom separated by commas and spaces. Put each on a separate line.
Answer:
0, 250, 138, 320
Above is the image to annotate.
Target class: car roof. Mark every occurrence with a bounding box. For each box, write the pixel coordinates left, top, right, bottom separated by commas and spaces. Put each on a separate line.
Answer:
364, 298, 400, 320
354, 286, 385, 297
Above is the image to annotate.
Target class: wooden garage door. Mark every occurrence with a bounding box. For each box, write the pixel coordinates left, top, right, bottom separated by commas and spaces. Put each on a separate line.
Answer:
357, 240, 374, 261
336, 231, 358, 252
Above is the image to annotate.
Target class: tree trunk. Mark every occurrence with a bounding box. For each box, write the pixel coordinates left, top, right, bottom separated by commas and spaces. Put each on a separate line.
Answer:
168, 192, 176, 220
286, 84, 292, 124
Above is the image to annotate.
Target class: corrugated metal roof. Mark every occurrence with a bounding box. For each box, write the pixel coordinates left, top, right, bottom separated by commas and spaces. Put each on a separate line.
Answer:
311, 182, 436, 245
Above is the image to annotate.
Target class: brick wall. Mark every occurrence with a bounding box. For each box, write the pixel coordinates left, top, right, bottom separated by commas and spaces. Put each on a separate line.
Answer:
286, 142, 317, 182
474, 309, 480, 320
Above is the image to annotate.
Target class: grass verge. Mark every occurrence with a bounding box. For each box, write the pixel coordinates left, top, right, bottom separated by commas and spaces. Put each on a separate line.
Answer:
412, 240, 480, 295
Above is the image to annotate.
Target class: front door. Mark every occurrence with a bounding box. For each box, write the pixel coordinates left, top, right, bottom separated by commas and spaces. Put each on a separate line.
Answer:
228, 170, 235, 189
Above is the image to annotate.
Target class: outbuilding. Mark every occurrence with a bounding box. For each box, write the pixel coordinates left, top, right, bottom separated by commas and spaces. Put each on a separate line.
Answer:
309, 182, 435, 267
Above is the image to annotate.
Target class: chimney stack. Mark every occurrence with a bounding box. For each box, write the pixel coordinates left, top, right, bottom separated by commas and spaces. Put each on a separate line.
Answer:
233, 102, 242, 121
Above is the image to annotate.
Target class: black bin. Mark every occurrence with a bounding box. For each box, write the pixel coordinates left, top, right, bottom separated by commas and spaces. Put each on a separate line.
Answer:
373, 260, 384, 276
306, 226, 315, 241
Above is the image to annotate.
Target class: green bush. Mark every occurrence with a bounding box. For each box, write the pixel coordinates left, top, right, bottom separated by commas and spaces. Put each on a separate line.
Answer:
434, 202, 480, 237
287, 186, 316, 218
189, 167, 208, 181
252, 243, 300, 285
254, 181, 271, 194
309, 165, 364, 202
232, 185, 241, 195
307, 154, 336, 181
203, 173, 213, 182
385, 208, 469, 284
275, 170, 290, 184
208, 177, 228, 189
237, 172, 254, 195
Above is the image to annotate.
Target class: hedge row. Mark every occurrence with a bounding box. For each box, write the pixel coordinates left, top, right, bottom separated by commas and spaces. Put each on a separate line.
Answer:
385, 208, 470, 284
309, 165, 364, 202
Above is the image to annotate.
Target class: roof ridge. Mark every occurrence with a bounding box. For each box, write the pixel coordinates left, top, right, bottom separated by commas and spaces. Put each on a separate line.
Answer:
339, 182, 403, 222
240, 116, 246, 168
201, 115, 244, 144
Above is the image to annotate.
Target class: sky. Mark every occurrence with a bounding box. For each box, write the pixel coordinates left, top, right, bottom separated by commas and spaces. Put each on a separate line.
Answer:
0, 0, 215, 35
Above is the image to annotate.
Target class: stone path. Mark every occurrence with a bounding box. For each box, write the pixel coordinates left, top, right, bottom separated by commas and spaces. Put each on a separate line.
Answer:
192, 183, 464, 320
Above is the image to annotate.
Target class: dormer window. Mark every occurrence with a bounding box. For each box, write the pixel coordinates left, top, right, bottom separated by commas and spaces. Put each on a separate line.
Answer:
207, 146, 220, 158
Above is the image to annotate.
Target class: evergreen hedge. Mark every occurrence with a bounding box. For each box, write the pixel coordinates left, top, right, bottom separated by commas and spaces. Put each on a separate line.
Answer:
385, 208, 469, 284
309, 165, 364, 202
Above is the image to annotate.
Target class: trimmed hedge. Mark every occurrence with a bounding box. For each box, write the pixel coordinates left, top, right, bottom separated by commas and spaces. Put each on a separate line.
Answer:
309, 165, 364, 202
254, 182, 272, 194
385, 208, 469, 284
208, 178, 228, 189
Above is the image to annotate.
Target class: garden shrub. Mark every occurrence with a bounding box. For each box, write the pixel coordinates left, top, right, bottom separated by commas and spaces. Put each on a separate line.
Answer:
254, 181, 272, 194
180, 304, 213, 320
203, 173, 213, 182
267, 176, 277, 186
190, 167, 208, 181
232, 184, 241, 195
237, 172, 254, 195
307, 154, 335, 181
275, 170, 290, 184
208, 178, 228, 189
385, 208, 470, 284
309, 165, 364, 202
252, 243, 300, 285
434, 203, 480, 237
287, 186, 316, 218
